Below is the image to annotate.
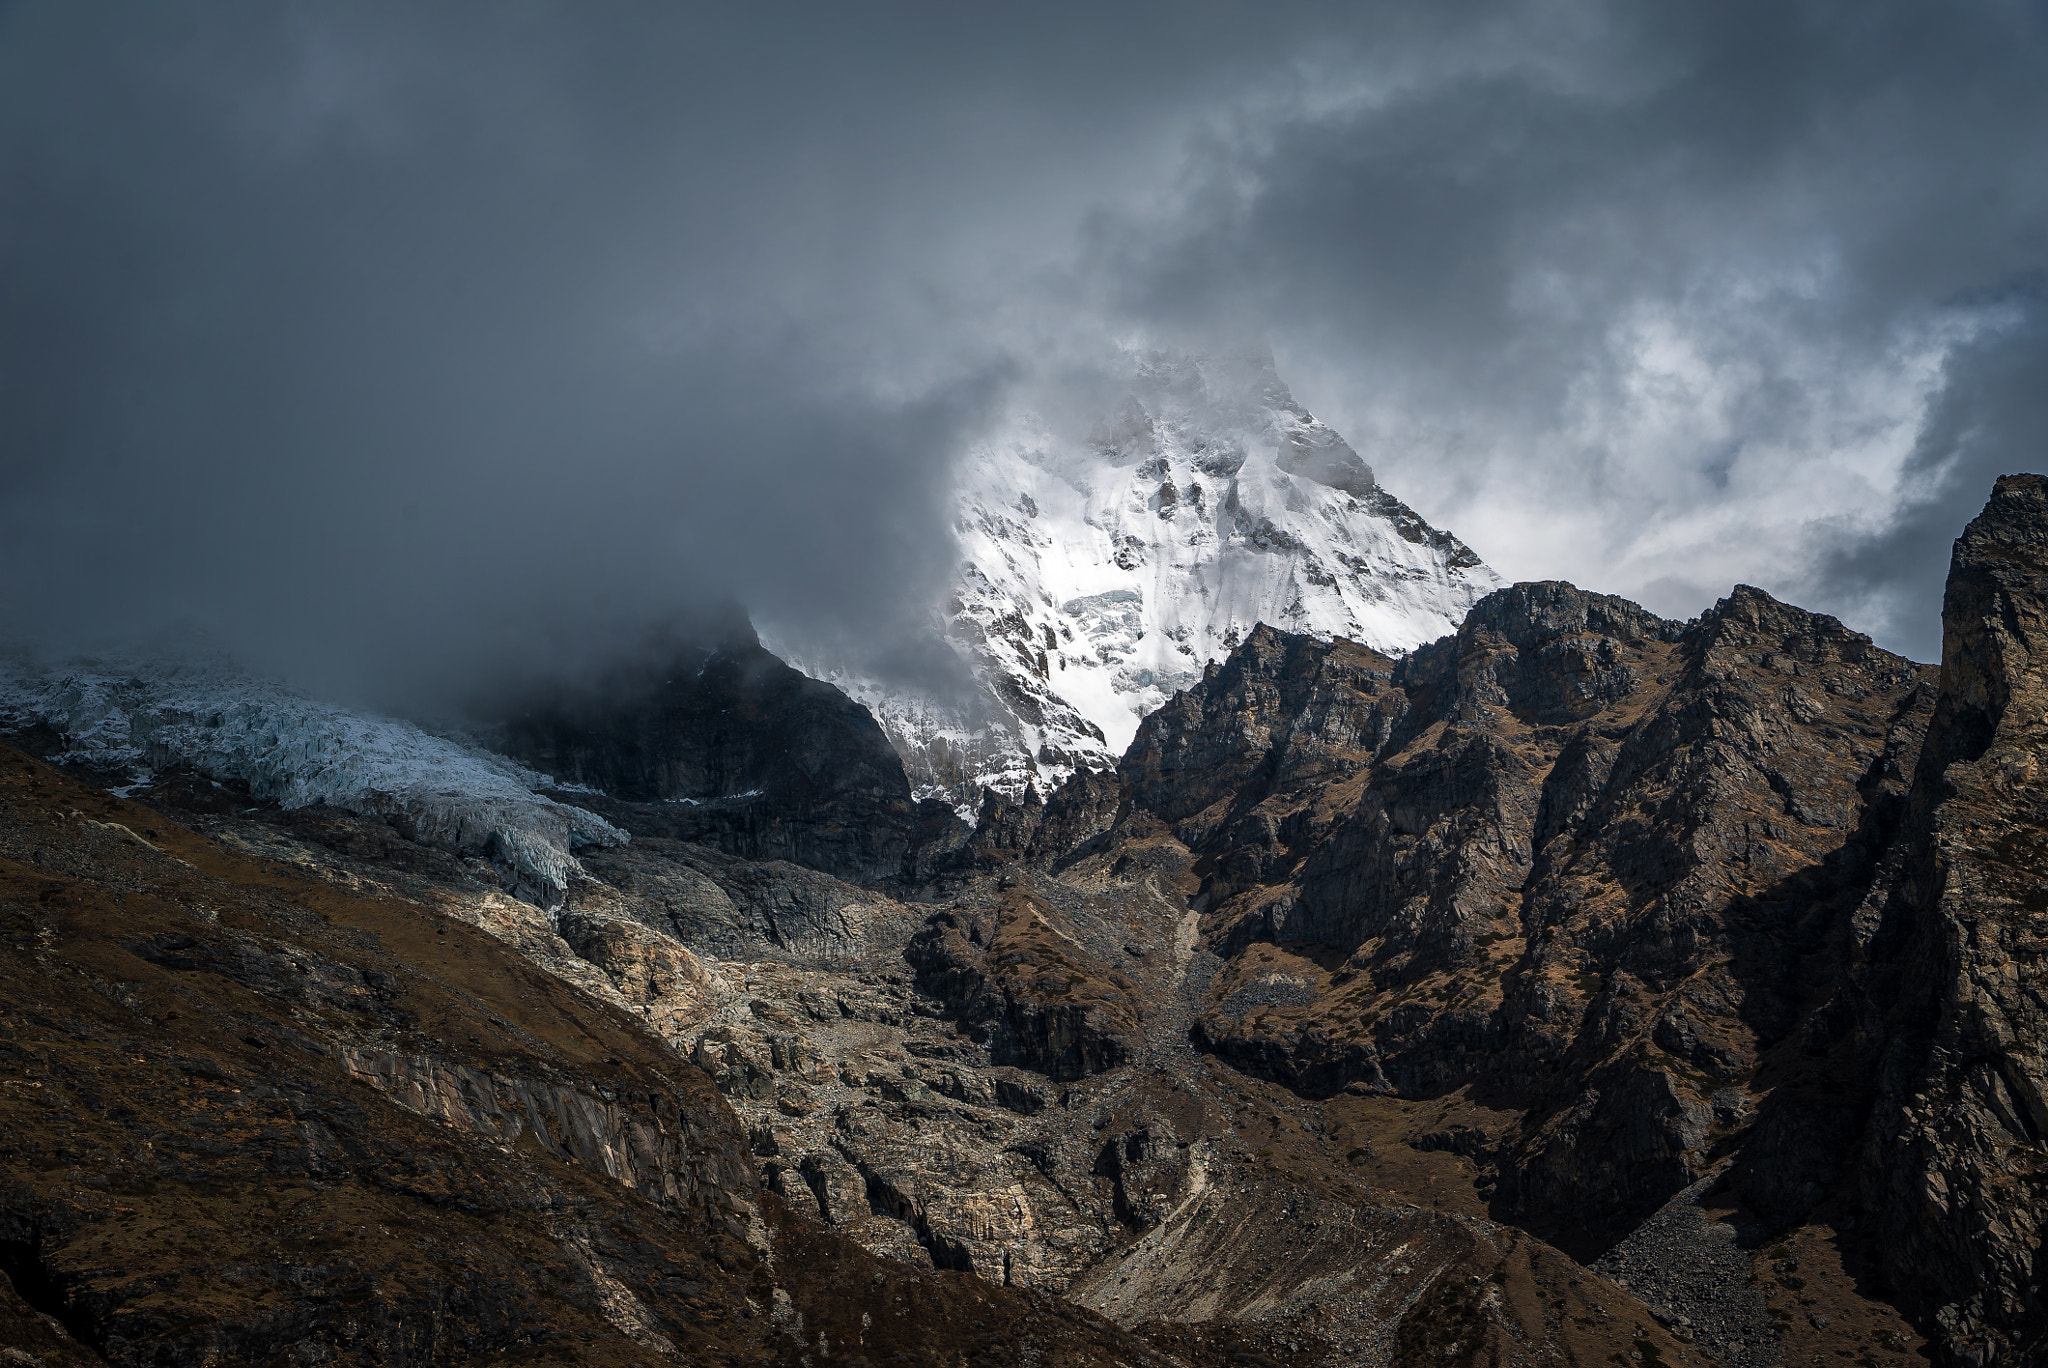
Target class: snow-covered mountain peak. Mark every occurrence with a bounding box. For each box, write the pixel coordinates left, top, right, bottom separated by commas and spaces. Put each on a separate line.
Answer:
783, 347, 1501, 810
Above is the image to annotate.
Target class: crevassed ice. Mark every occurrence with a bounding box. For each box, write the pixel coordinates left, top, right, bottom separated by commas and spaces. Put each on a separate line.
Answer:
0, 650, 624, 907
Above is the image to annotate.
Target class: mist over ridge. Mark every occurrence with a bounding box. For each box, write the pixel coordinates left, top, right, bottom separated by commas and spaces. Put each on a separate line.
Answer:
5, 0, 2046, 707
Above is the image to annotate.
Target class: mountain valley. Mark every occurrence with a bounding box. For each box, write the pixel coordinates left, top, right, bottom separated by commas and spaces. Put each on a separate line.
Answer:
4, 476, 2047, 1367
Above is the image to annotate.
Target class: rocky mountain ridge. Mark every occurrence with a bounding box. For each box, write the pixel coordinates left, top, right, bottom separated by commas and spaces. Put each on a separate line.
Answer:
1851, 475, 2048, 1362
7, 477, 2047, 1368
979, 477, 2048, 1366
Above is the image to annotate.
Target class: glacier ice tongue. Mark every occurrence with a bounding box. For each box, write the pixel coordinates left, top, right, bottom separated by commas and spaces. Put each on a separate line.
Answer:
0, 649, 625, 908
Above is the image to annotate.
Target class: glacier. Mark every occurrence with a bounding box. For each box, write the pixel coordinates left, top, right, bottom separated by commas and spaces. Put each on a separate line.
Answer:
0, 647, 626, 906
781, 348, 1501, 809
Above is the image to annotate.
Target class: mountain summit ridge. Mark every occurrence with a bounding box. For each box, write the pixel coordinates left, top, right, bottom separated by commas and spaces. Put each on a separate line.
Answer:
781, 347, 1500, 811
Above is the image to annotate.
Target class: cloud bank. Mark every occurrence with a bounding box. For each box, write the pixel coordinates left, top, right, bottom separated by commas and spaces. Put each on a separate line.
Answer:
3, 1, 2043, 692
1086, 1, 2048, 658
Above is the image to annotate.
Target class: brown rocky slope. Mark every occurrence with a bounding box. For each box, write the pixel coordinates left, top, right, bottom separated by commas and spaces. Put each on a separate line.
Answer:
101, 754, 1684, 1367
0, 710, 1703, 1357
13, 478, 2048, 1368
1103, 579, 1936, 1250
0, 744, 1287, 1368
993, 476, 2048, 1366
1850, 474, 2048, 1367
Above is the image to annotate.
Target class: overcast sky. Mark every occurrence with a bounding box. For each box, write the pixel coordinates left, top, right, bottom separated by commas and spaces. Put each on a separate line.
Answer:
4, 1, 2044, 702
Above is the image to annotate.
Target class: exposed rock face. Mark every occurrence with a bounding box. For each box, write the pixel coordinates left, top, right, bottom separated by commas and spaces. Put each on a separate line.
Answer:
0, 746, 766, 1365
1017, 479, 2048, 1366
99, 736, 1692, 1367
1071, 1167, 1633, 1368
496, 620, 920, 883
1031, 765, 1124, 861
907, 888, 1146, 1080
0, 745, 1315, 1368
1850, 474, 2048, 1366
1113, 582, 1931, 1253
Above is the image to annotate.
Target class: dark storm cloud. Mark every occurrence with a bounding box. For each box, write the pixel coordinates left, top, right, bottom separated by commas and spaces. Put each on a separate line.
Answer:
0, 1, 1323, 703
4, 2, 2043, 694
1083, 0, 2048, 659
1811, 298, 2048, 638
